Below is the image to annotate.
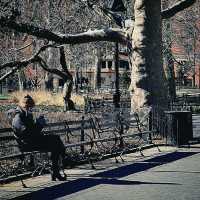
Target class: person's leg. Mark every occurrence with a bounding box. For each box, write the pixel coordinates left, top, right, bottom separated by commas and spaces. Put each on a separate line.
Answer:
45, 135, 66, 180
29, 135, 66, 181
51, 152, 66, 181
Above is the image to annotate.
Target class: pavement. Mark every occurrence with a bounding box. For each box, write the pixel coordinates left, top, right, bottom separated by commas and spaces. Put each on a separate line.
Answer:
0, 144, 200, 200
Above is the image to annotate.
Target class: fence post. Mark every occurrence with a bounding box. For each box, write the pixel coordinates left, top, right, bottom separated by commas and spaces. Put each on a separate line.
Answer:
29, 154, 35, 168
81, 116, 85, 154
119, 113, 124, 148
148, 110, 152, 131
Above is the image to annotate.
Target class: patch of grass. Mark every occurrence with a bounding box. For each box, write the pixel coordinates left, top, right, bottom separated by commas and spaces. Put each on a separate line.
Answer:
9, 90, 85, 108
0, 94, 10, 100
190, 106, 200, 114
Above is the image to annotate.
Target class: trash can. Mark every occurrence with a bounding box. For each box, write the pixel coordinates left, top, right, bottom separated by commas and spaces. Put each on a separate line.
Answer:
164, 111, 193, 146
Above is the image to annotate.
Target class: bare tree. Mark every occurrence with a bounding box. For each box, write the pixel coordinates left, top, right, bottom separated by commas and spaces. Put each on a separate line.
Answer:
162, 0, 176, 101
93, 49, 102, 91
172, 2, 200, 87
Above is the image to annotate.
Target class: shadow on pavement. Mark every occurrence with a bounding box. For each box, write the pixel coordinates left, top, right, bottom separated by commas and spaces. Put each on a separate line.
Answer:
14, 151, 198, 200
151, 170, 200, 174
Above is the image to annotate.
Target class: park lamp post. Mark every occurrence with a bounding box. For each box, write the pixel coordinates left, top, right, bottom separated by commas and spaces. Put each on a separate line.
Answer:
108, 0, 126, 109
113, 42, 120, 108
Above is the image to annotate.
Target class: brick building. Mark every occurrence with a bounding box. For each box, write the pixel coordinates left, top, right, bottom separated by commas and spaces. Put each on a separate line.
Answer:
171, 10, 200, 88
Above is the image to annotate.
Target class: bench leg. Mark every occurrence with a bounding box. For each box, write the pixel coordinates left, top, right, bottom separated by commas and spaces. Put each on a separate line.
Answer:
114, 155, 119, 163
119, 154, 125, 162
111, 150, 124, 163
88, 157, 96, 169
20, 179, 27, 188
13, 169, 28, 188
154, 143, 161, 152
137, 147, 144, 156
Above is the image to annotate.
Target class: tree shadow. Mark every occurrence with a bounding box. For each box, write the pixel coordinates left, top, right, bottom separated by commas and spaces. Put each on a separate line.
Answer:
14, 151, 198, 200
91, 151, 198, 178
151, 170, 200, 174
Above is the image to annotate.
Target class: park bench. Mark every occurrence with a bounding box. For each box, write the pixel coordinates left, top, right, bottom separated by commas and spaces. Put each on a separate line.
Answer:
87, 111, 159, 160
0, 118, 93, 187
0, 113, 158, 187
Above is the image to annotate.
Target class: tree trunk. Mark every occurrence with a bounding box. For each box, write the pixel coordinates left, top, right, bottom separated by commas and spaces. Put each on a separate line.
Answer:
74, 67, 79, 93
93, 50, 102, 91
12, 33, 23, 91
45, 47, 54, 90
45, 1, 54, 91
163, 2, 176, 101
17, 70, 24, 91
165, 47, 176, 101
63, 79, 75, 111
130, 0, 168, 115
113, 42, 120, 108
59, 46, 75, 111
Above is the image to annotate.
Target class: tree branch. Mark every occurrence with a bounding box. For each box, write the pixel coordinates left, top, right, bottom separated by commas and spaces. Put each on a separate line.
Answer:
37, 56, 68, 80
59, 46, 68, 72
0, 44, 58, 82
59, 46, 73, 80
0, 66, 19, 82
0, 17, 129, 45
0, 44, 56, 71
0, 61, 22, 71
0, 58, 38, 83
161, 0, 196, 19
8, 40, 35, 52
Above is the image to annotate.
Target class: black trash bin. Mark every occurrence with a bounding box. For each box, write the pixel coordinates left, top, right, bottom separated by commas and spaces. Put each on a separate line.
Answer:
165, 111, 193, 146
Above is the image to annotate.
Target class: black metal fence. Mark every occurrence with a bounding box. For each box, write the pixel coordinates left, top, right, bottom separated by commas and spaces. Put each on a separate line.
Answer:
0, 110, 158, 183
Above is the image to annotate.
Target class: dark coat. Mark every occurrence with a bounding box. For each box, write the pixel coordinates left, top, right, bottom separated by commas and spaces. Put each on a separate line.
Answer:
11, 107, 65, 156
11, 106, 42, 140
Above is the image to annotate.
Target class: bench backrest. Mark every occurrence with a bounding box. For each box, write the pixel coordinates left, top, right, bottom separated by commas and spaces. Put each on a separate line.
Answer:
0, 119, 92, 159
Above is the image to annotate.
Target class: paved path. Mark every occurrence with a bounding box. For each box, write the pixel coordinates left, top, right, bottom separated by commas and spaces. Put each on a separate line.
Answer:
0, 145, 200, 200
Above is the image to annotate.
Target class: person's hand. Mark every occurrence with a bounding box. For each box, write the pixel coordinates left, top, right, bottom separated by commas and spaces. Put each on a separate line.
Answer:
36, 115, 47, 127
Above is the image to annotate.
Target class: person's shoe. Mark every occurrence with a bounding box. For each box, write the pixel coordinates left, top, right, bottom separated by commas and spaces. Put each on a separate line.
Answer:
52, 172, 67, 181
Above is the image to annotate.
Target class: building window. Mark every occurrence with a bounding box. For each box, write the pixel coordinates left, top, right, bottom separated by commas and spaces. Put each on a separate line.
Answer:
108, 61, 112, 69
32, 63, 36, 70
120, 60, 129, 70
101, 61, 106, 68
101, 77, 106, 84
59, 79, 64, 87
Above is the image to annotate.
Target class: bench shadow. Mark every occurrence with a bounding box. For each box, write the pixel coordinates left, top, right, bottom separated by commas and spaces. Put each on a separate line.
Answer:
14, 151, 198, 200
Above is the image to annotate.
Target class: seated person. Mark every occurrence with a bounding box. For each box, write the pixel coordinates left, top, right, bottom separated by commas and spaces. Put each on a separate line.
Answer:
11, 95, 66, 181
